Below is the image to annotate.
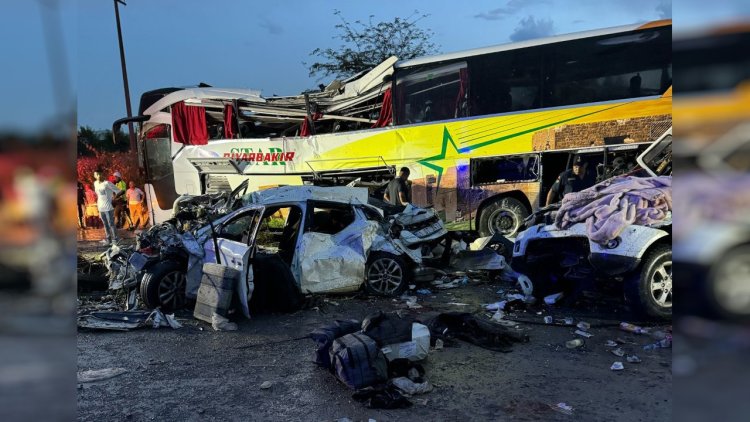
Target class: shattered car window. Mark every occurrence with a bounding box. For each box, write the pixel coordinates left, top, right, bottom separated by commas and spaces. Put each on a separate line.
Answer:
308, 206, 355, 235
256, 206, 303, 251
219, 213, 256, 243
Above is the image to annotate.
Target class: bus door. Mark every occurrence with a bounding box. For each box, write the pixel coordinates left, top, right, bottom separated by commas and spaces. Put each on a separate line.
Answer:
141, 123, 179, 211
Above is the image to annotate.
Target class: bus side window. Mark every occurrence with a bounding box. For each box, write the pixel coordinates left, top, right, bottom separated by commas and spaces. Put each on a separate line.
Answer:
468, 46, 542, 116
545, 27, 671, 107
471, 155, 539, 185
394, 62, 468, 125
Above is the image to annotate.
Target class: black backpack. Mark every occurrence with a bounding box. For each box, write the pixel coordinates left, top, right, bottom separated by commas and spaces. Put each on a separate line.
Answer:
361, 311, 413, 347
330, 333, 388, 390
309, 319, 361, 369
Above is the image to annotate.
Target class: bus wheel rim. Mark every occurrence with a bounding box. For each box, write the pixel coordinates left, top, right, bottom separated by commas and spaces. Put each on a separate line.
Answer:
489, 209, 517, 235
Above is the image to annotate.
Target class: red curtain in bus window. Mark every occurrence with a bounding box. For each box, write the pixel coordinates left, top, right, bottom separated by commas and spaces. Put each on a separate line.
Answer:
171, 101, 208, 145
300, 112, 322, 137
223, 104, 235, 139
372, 87, 393, 128
455, 68, 469, 117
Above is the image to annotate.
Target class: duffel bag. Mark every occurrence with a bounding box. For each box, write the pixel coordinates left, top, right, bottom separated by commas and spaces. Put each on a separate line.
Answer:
330, 333, 387, 390
309, 319, 361, 369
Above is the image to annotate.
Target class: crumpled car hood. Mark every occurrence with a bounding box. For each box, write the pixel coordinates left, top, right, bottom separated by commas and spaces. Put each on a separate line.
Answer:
390, 205, 448, 246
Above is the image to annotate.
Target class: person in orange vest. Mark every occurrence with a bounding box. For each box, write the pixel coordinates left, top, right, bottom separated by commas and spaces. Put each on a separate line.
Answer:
126, 181, 148, 229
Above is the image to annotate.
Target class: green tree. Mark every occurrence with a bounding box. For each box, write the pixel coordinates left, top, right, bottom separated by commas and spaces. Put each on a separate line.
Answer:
307, 10, 439, 79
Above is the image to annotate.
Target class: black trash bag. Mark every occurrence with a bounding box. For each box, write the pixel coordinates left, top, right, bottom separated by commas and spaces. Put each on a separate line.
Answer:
249, 254, 305, 313
426, 312, 529, 353
361, 310, 413, 347
309, 319, 361, 369
352, 384, 413, 410
387, 358, 426, 383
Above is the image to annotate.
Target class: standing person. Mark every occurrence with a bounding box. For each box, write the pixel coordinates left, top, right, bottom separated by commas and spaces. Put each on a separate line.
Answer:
383, 167, 412, 206
77, 181, 86, 228
111, 171, 132, 229
84, 184, 98, 228
93, 169, 123, 245
126, 181, 147, 229
545, 156, 594, 206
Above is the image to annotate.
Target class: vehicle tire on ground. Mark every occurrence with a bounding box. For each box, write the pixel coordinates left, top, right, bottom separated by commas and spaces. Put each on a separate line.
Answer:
364, 252, 410, 297
140, 260, 188, 312
624, 243, 672, 320
478, 197, 529, 238
705, 245, 750, 321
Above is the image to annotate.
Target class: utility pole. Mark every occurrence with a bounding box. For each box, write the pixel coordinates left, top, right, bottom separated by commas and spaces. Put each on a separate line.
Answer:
114, 0, 136, 151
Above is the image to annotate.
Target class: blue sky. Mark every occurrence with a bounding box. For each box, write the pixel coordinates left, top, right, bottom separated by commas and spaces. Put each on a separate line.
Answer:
75, 0, 675, 130
3, 0, 750, 133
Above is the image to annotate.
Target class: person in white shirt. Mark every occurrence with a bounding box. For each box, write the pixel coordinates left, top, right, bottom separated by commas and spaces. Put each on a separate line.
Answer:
93, 169, 123, 245
126, 181, 148, 229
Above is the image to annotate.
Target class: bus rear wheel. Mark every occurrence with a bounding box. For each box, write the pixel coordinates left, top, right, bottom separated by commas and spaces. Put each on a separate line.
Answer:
478, 197, 529, 238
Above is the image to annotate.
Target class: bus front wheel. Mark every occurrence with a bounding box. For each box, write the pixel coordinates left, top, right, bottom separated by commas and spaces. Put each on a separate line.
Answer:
478, 197, 529, 238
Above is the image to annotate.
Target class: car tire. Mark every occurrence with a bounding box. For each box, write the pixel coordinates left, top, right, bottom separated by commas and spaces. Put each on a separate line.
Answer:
364, 252, 410, 296
705, 245, 750, 321
625, 243, 672, 320
478, 197, 529, 238
140, 261, 188, 312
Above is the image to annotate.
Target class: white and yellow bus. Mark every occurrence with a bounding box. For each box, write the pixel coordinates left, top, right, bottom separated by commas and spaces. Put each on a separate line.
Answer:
115, 19, 671, 236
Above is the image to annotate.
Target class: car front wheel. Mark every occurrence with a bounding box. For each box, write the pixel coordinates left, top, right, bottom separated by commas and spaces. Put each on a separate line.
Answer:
140, 261, 188, 312
625, 243, 672, 319
364, 252, 409, 296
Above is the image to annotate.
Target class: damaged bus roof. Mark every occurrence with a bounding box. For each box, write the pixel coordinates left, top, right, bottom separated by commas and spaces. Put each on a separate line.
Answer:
245, 185, 371, 206
142, 88, 266, 115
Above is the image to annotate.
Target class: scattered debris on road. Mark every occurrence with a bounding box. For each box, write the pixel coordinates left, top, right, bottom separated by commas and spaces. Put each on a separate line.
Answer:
77, 367, 128, 383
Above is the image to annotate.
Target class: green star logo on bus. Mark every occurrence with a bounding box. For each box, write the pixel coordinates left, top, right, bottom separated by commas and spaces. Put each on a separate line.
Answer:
417, 126, 465, 190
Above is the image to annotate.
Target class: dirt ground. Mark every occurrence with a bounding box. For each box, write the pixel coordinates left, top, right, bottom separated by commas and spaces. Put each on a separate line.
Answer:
77, 232, 671, 422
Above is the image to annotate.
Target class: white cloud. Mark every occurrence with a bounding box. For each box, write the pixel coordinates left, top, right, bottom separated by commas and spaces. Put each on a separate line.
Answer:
509, 16, 555, 42
656, 0, 672, 19
474, 0, 552, 21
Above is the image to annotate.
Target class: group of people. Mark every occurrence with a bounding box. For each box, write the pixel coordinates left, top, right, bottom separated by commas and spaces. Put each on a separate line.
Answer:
77, 169, 149, 245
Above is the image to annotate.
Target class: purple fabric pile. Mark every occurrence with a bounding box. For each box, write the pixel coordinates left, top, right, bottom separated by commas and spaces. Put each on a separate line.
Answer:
554, 176, 672, 244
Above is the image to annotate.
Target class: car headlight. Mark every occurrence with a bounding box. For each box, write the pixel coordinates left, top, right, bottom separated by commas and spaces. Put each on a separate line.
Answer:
606, 237, 621, 249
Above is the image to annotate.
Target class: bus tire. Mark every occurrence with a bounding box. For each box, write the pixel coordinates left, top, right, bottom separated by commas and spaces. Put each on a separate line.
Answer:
478, 197, 529, 238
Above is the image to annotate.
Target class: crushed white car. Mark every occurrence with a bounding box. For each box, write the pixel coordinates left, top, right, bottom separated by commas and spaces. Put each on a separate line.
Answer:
108, 184, 510, 312
511, 128, 672, 319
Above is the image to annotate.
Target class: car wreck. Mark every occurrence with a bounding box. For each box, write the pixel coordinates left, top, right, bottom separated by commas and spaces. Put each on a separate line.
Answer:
511, 128, 672, 319
103, 183, 514, 313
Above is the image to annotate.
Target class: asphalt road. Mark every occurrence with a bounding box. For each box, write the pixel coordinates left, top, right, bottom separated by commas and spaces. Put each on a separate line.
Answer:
77, 272, 672, 421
